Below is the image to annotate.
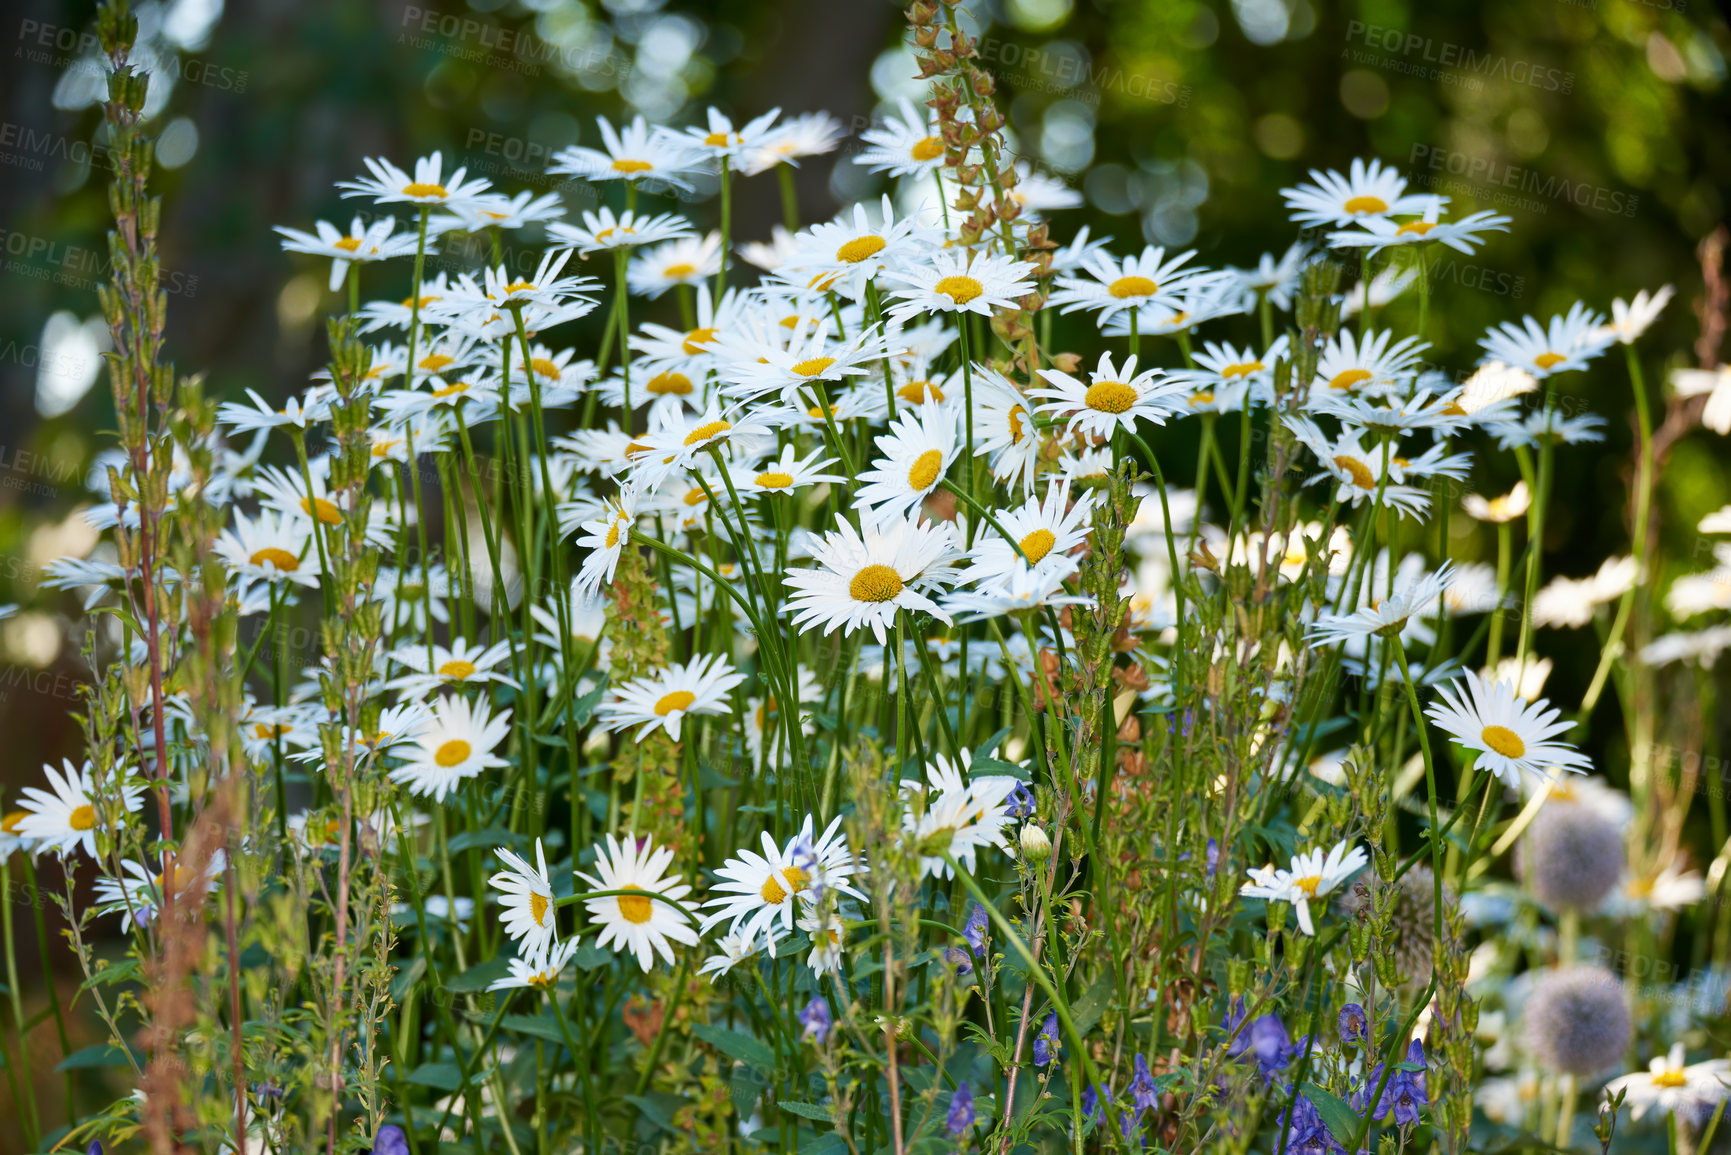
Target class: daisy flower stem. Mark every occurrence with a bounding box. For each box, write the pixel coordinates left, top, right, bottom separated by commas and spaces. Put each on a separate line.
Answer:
289, 429, 335, 616
547, 985, 600, 1137
778, 164, 799, 232
1388, 632, 1446, 958
614, 247, 632, 435
0, 860, 38, 1149
957, 316, 978, 535
1515, 386, 1558, 668
633, 956, 692, 1095
1127, 430, 1189, 699
938, 480, 1027, 563
717, 160, 732, 298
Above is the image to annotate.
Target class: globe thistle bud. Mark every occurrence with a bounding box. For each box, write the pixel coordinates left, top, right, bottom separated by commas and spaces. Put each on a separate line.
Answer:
1339, 866, 1455, 985
1523, 966, 1631, 1076
1019, 824, 1052, 861
1519, 805, 1624, 912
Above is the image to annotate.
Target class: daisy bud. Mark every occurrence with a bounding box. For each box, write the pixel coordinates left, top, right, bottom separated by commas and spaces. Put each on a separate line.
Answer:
1019, 823, 1052, 861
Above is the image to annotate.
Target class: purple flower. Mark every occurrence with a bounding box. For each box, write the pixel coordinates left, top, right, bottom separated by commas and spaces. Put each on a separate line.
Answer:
799, 995, 832, 1044
1006, 782, 1036, 819
1337, 1003, 1368, 1048
963, 902, 989, 958
1278, 1095, 1344, 1155
1128, 1052, 1160, 1113
1082, 1082, 1111, 1124
1247, 1013, 1293, 1077
1204, 837, 1220, 876
1033, 1012, 1061, 1067
947, 1083, 975, 1136
86, 1144, 105, 1155
943, 946, 974, 975
372, 1125, 409, 1155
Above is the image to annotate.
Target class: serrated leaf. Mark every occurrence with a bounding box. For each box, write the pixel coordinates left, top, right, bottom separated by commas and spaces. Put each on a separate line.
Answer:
692, 1023, 776, 1078
83, 958, 142, 991
729, 1065, 760, 1118
406, 1061, 465, 1091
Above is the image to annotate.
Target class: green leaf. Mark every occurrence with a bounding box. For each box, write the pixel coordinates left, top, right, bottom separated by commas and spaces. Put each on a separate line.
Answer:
57, 1043, 139, 1071
800, 1134, 849, 1155
1070, 971, 1115, 1038
405, 1061, 465, 1092
691, 1023, 777, 1079
1302, 1084, 1365, 1146
625, 1092, 688, 1135
1394, 1061, 1426, 1072
446, 955, 512, 993
446, 826, 518, 854
778, 1100, 834, 1121
572, 682, 607, 725
501, 1012, 567, 1044
389, 955, 427, 1003
572, 942, 613, 971
82, 958, 142, 991
729, 1065, 760, 1118
968, 755, 1030, 780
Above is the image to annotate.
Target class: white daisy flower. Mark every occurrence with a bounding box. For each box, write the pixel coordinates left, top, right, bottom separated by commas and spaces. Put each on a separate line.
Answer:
854, 403, 960, 519
569, 487, 640, 595
797, 908, 847, 978
489, 938, 583, 992
549, 115, 702, 191
697, 930, 777, 981
215, 510, 321, 590
1532, 557, 1639, 629
1424, 671, 1592, 787
701, 830, 821, 953
1307, 562, 1453, 648
577, 832, 699, 972
549, 208, 694, 257
739, 111, 845, 175
1239, 840, 1368, 935
972, 368, 1043, 497
1032, 352, 1186, 440
337, 152, 493, 209
1479, 302, 1614, 379
274, 216, 421, 291
1596, 285, 1674, 345
716, 316, 886, 406
16, 759, 144, 860
390, 696, 511, 801
1284, 417, 1433, 519
1048, 245, 1206, 320
1671, 365, 1731, 434
855, 98, 947, 177
900, 750, 1020, 880
962, 480, 1095, 591
1326, 205, 1511, 257
490, 838, 560, 965
596, 653, 744, 742
92, 852, 226, 927
1462, 482, 1532, 524
1280, 157, 1440, 228
784, 512, 961, 643
386, 638, 519, 698
782, 196, 939, 301
1226, 241, 1310, 311
431, 189, 566, 235
880, 249, 1038, 324
682, 106, 785, 164
627, 233, 724, 298
728, 444, 843, 496
1311, 329, 1427, 398
1603, 1044, 1731, 1121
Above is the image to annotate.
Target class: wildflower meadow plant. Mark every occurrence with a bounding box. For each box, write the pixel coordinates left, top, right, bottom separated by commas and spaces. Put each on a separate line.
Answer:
12, 2, 1731, 1154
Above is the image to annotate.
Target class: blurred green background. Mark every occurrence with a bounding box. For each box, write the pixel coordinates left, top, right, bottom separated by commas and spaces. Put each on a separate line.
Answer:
0, 0, 1726, 1138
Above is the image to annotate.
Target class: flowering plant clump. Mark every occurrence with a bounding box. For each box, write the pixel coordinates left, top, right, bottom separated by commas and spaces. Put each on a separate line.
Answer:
13, 1, 1731, 1154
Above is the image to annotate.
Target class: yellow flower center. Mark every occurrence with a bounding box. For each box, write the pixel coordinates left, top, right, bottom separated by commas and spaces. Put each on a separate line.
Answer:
334, 236, 363, 253
253, 722, 287, 740
793, 356, 837, 377
1189, 391, 1215, 408
434, 740, 472, 768
431, 380, 471, 399
618, 893, 655, 923
646, 371, 693, 396
250, 547, 300, 572
610, 159, 653, 174
755, 471, 794, 489
836, 235, 887, 264
1481, 725, 1526, 759
604, 523, 622, 548
934, 275, 984, 305
759, 875, 788, 905
655, 690, 697, 716
662, 262, 697, 279
503, 281, 536, 295
682, 488, 709, 506
1084, 381, 1137, 414
1396, 220, 1436, 236
1292, 874, 1323, 897
1008, 405, 1028, 443
438, 659, 477, 680
907, 449, 944, 491
684, 419, 732, 447
849, 564, 904, 602
1653, 1069, 1689, 1089
1020, 528, 1056, 564
419, 353, 455, 372
1343, 195, 1388, 215
530, 891, 550, 926
2, 811, 27, 834
300, 496, 344, 525
69, 804, 97, 832
898, 380, 944, 404
1221, 361, 1264, 379
531, 357, 562, 380
402, 182, 449, 199
1333, 455, 1376, 489
682, 327, 719, 355
703, 131, 733, 147
911, 136, 945, 161
1533, 352, 1566, 370
1108, 275, 1157, 299
1329, 368, 1373, 391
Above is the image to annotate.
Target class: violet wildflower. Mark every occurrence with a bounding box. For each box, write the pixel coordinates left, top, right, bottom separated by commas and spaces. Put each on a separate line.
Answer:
1006, 781, 1036, 819
1338, 1002, 1368, 1048
1082, 1081, 1111, 1124
372, 1126, 409, 1155
799, 995, 832, 1044
1128, 1052, 1160, 1113
943, 945, 974, 975
1033, 1011, 1062, 1067
964, 901, 989, 957
947, 1083, 976, 1136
